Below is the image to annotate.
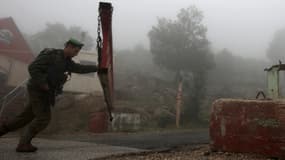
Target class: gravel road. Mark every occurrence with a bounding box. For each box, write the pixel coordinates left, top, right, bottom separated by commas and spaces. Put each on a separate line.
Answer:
95, 145, 275, 160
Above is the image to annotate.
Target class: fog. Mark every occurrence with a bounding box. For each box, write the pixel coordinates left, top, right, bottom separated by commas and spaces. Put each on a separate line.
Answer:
1, 0, 285, 59
2, 0, 284, 131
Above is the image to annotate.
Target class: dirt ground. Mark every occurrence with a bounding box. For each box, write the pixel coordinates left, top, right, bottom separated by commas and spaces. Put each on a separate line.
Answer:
96, 145, 275, 160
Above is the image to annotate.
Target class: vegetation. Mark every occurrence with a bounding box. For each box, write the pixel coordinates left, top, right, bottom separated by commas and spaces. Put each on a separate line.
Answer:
114, 45, 267, 128
25, 23, 94, 54
113, 5, 273, 128
267, 28, 285, 63
148, 6, 215, 123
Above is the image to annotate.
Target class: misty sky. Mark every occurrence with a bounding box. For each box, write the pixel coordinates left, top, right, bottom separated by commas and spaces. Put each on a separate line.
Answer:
1, 0, 285, 59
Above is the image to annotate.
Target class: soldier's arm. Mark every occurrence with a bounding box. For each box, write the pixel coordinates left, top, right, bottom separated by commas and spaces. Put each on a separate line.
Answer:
28, 50, 53, 88
68, 59, 98, 74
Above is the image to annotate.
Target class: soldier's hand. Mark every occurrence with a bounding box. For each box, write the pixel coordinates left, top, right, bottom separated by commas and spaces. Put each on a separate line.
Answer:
40, 84, 49, 91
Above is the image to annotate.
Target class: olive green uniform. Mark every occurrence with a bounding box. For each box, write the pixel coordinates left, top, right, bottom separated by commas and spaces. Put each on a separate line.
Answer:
5, 48, 97, 145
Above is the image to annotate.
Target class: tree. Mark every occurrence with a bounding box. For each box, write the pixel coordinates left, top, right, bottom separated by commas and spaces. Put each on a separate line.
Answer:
148, 6, 214, 123
208, 48, 267, 99
267, 28, 285, 63
26, 23, 94, 54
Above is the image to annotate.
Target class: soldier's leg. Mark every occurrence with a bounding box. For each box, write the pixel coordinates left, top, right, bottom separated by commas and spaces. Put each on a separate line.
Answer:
0, 92, 34, 136
0, 123, 9, 137
4, 104, 34, 131
18, 93, 51, 146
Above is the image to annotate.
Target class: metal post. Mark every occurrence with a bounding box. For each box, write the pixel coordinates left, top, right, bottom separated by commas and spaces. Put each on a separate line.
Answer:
267, 67, 279, 99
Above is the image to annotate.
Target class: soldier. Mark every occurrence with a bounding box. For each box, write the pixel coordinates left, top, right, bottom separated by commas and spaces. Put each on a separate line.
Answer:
0, 38, 98, 152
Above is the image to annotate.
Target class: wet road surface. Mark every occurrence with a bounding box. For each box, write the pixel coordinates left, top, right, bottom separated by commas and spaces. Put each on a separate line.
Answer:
0, 137, 145, 160
0, 129, 209, 160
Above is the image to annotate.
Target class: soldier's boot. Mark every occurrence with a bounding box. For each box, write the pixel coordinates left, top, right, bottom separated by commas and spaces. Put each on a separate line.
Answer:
0, 123, 9, 137
16, 143, 38, 152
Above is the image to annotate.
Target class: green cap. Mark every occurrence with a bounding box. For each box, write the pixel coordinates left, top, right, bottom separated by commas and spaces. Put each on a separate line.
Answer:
66, 38, 84, 48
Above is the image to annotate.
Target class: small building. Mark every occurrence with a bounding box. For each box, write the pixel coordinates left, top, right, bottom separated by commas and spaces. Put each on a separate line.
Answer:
0, 17, 102, 94
0, 17, 34, 88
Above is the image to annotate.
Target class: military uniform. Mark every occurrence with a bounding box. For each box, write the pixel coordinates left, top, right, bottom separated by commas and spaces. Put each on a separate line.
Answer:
3, 47, 97, 147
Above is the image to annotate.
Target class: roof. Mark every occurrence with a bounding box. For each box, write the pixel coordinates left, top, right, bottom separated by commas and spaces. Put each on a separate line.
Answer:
0, 17, 34, 64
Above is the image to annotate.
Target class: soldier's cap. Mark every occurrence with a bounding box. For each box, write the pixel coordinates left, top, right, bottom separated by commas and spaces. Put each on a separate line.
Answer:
65, 38, 84, 48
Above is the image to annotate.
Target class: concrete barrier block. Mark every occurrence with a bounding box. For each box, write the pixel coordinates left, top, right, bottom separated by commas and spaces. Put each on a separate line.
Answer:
210, 99, 285, 159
